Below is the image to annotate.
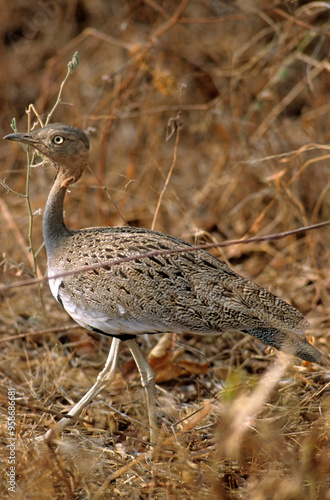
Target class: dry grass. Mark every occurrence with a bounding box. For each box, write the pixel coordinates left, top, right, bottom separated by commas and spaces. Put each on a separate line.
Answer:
0, 1, 329, 498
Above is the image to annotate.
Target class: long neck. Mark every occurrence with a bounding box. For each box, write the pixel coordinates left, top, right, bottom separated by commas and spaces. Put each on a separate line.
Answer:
43, 176, 71, 258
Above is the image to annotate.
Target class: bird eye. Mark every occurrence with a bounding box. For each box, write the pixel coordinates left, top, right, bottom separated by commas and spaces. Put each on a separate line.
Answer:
53, 135, 65, 145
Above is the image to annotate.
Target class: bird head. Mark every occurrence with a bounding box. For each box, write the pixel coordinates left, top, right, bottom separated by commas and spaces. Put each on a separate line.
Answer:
4, 123, 90, 187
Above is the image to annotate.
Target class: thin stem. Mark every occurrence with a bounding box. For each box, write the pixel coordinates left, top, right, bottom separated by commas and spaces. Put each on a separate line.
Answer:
0, 179, 26, 197
25, 150, 35, 256
46, 52, 79, 124
23, 136, 47, 317
151, 115, 182, 231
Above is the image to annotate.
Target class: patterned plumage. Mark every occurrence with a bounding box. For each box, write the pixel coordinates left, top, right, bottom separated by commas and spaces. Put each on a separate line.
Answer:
5, 123, 321, 442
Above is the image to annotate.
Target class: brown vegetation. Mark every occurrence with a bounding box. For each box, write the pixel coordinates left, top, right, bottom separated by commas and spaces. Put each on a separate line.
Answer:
0, 1, 329, 498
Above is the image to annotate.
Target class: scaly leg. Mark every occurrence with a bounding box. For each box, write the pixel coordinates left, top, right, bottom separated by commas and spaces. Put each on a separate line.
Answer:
41, 337, 121, 440
125, 337, 158, 444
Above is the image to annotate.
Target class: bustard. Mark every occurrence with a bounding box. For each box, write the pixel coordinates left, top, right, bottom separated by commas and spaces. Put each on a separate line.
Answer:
5, 123, 321, 443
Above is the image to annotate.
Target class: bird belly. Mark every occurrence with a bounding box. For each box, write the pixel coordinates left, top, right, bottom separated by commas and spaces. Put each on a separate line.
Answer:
50, 274, 168, 336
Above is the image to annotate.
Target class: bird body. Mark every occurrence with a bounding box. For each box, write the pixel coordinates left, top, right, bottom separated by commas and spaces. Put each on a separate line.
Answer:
48, 225, 312, 355
4, 123, 321, 442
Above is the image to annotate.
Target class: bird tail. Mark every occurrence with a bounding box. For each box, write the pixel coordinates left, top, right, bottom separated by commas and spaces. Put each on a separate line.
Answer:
243, 326, 321, 363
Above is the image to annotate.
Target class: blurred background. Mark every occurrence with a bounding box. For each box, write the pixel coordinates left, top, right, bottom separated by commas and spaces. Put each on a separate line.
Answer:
0, 1, 329, 498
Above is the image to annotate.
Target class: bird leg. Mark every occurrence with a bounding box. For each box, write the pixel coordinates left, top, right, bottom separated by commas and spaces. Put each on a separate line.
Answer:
125, 337, 158, 444
41, 337, 121, 440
